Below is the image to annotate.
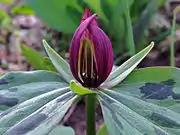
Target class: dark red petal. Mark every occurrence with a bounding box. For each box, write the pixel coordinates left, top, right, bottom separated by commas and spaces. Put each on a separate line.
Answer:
89, 24, 114, 85
69, 14, 98, 83
80, 8, 98, 26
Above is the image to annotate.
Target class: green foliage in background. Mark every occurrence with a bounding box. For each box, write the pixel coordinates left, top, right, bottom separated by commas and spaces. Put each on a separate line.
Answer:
0, 9, 11, 27
11, 4, 35, 15
21, 44, 45, 70
26, 0, 167, 57
21, 44, 56, 71
26, 0, 83, 33
0, 0, 13, 4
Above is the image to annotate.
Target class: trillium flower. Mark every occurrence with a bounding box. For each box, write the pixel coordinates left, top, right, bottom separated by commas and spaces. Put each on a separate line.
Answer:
1, 4, 176, 135
40, 8, 155, 135
43, 8, 154, 91
69, 8, 114, 88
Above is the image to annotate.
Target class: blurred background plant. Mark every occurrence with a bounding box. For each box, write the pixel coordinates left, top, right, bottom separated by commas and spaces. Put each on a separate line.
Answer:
0, 0, 179, 69
26, 0, 168, 60
0, 0, 180, 134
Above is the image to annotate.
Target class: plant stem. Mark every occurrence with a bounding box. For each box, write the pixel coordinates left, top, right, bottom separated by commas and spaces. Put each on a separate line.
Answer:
124, 0, 135, 56
170, 11, 176, 67
170, 6, 180, 66
86, 94, 96, 135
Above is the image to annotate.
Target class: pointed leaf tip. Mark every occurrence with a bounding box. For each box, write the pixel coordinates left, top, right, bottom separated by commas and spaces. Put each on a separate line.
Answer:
149, 41, 154, 48
101, 41, 154, 88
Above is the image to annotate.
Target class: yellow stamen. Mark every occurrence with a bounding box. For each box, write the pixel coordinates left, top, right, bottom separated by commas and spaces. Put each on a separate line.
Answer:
78, 38, 98, 84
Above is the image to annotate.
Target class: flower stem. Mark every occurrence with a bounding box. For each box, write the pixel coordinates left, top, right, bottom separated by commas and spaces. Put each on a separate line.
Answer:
86, 94, 96, 135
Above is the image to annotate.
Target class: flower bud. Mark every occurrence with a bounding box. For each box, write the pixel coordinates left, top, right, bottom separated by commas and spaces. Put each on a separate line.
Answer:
69, 8, 113, 88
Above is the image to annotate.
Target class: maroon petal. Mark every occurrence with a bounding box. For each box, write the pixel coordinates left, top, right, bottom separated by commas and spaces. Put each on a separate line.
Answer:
89, 24, 113, 85
69, 14, 98, 83
80, 8, 98, 26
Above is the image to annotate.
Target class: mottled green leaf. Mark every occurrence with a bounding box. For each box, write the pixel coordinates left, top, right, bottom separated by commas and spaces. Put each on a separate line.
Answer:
113, 67, 180, 106
169, 104, 180, 113
43, 40, 74, 82
99, 91, 169, 135
0, 70, 76, 135
0, 70, 67, 110
0, 71, 67, 103
98, 67, 180, 135
0, 88, 71, 134
48, 126, 75, 135
5, 92, 76, 135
